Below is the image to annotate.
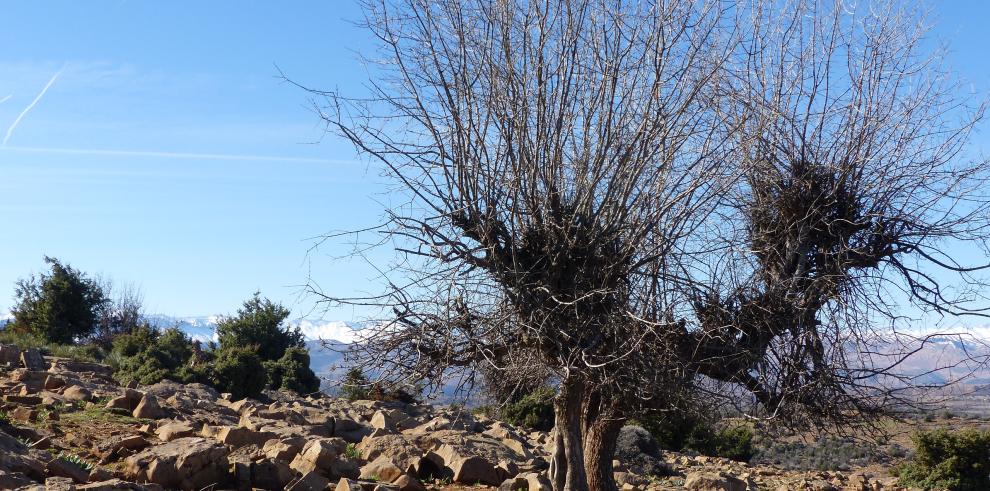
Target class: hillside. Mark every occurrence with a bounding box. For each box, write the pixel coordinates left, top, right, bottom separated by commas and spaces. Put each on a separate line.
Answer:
0, 341, 917, 491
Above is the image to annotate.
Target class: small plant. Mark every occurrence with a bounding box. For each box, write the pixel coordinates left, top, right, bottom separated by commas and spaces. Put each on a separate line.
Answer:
0, 410, 9, 425
56, 452, 95, 472
345, 443, 361, 459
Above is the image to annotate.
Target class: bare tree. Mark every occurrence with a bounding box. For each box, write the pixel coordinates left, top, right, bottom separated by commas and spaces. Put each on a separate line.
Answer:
686, 0, 990, 432
300, 1, 990, 491
94, 275, 145, 348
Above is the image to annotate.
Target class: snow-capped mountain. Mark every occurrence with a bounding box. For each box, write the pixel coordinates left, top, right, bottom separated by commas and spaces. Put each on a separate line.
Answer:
145, 314, 364, 345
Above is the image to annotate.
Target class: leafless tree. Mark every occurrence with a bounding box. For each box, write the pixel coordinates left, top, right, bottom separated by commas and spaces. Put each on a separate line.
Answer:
685, 0, 990, 432
301, 1, 990, 490
93, 275, 145, 348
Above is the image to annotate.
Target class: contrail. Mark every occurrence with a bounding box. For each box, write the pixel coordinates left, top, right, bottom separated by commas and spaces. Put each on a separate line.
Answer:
0, 95, 11, 105
0, 145, 358, 165
3, 68, 63, 146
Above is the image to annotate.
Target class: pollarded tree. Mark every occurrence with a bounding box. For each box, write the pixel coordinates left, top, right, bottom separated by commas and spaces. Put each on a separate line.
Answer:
684, 0, 990, 432
302, 1, 990, 491
11, 257, 108, 344
303, 1, 737, 490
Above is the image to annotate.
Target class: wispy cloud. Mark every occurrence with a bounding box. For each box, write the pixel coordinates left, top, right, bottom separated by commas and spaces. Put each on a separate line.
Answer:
0, 145, 358, 165
0, 95, 11, 105
3, 67, 63, 146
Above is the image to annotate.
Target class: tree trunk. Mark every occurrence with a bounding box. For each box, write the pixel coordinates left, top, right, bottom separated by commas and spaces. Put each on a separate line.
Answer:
583, 414, 625, 491
551, 377, 590, 491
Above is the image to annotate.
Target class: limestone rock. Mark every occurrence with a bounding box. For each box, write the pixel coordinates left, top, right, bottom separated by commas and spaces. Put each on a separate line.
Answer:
62, 385, 93, 402
124, 437, 229, 490
215, 426, 276, 448
360, 456, 405, 483
132, 394, 165, 419
684, 472, 747, 491
155, 421, 198, 442
20, 348, 46, 370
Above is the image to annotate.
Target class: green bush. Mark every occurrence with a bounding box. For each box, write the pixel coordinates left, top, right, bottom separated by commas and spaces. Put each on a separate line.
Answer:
502, 386, 555, 431
896, 429, 990, 491
211, 345, 267, 400
339, 368, 371, 401
266, 347, 321, 394
110, 326, 198, 385
639, 412, 754, 462
216, 293, 303, 362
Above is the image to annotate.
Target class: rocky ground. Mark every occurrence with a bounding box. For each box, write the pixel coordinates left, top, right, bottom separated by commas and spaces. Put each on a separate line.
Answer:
0, 343, 909, 491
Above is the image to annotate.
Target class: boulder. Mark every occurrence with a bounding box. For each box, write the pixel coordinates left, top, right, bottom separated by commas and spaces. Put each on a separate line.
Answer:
44, 375, 66, 391
286, 436, 358, 480
449, 456, 502, 486
614, 426, 666, 478
0, 343, 21, 364
360, 456, 405, 483
132, 394, 165, 419
47, 457, 90, 483
286, 471, 332, 491
155, 421, 198, 442
357, 435, 424, 473
684, 472, 747, 491
124, 437, 229, 490
264, 437, 306, 462
371, 409, 412, 432
96, 434, 151, 463
215, 426, 276, 448
62, 385, 93, 402
20, 348, 46, 370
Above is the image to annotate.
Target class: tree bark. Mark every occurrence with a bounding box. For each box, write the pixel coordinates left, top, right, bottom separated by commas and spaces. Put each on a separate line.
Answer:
551, 377, 590, 491
584, 414, 625, 491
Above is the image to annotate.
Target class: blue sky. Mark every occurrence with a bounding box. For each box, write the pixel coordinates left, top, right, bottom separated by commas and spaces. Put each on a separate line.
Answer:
1, 1, 989, 322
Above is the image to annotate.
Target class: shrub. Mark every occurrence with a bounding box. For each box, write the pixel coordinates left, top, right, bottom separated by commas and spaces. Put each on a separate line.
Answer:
896, 429, 990, 491
639, 412, 754, 462
111, 326, 198, 385
753, 437, 886, 471
212, 346, 267, 400
339, 368, 371, 401
502, 386, 555, 431
10, 257, 107, 344
266, 347, 321, 394
216, 293, 303, 362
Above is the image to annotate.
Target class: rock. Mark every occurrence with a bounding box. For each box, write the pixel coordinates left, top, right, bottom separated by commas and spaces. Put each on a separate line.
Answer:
44, 376, 66, 391
371, 409, 412, 432
106, 396, 131, 411
124, 437, 229, 490
290, 437, 346, 474
500, 476, 528, 491
132, 394, 165, 419
10, 406, 37, 422
47, 457, 90, 483
45, 477, 77, 491
77, 479, 163, 490
287, 471, 332, 491
155, 421, 198, 442
216, 426, 276, 448
20, 348, 46, 370
0, 343, 21, 364
265, 437, 306, 462
357, 435, 424, 473
684, 472, 747, 491
5, 394, 42, 405
62, 385, 93, 402
393, 474, 426, 491
96, 434, 150, 463
614, 425, 667, 477
523, 472, 552, 491
360, 456, 405, 483
337, 477, 366, 491
449, 456, 502, 486
0, 471, 36, 488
